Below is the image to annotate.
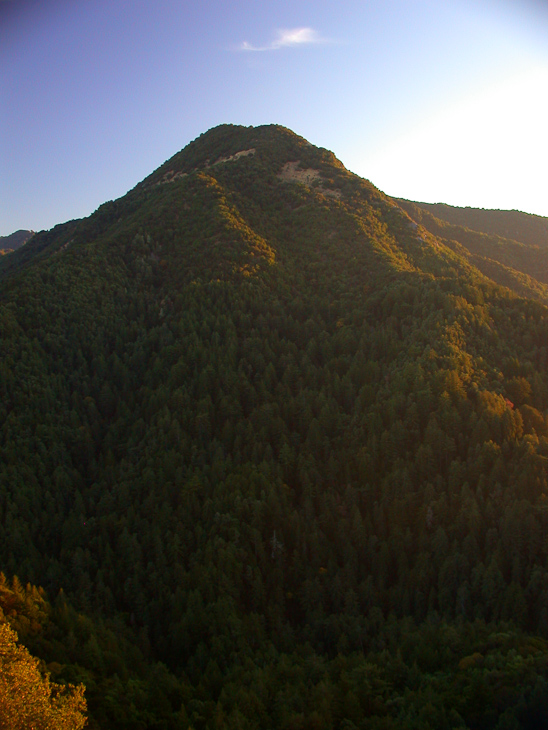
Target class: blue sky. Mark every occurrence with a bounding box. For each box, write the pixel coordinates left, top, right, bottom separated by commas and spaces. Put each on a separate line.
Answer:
1, 0, 547, 235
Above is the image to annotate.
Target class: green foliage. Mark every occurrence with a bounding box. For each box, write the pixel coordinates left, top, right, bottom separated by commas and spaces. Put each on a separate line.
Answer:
2, 124, 548, 727
0, 574, 188, 729
396, 199, 548, 301
409, 201, 548, 249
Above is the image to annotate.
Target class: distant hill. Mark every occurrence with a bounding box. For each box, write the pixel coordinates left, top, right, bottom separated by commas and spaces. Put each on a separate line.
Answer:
0, 229, 34, 254
406, 201, 548, 249
396, 198, 548, 302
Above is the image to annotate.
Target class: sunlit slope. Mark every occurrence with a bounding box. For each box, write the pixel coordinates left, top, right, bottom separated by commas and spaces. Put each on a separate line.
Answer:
0, 124, 474, 291
397, 198, 548, 301
3, 124, 548, 728
410, 201, 548, 249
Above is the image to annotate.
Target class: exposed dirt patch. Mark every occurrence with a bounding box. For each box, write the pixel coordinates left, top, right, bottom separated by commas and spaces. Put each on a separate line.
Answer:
157, 170, 189, 185
156, 149, 256, 185
213, 148, 256, 165
279, 161, 322, 185
278, 161, 341, 198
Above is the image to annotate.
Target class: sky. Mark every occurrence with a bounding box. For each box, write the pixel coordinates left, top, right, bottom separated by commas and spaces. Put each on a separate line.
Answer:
1, 0, 548, 236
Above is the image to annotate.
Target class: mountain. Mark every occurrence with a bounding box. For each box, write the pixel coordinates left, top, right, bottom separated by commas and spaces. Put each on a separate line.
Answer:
405, 201, 548, 249
0, 229, 34, 254
2, 124, 548, 729
396, 198, 548, 303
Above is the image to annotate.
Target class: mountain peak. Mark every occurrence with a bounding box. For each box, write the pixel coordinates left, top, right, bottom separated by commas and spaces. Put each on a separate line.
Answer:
140, 123, 347, 189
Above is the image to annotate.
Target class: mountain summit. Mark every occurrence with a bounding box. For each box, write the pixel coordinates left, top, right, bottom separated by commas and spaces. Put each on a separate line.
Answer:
2, 125, 548, 728
0, 123, 475, 291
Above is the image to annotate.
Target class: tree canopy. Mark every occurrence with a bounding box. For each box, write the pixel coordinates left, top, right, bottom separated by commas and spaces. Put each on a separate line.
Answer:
2, 124, 548, 728
0, 622, 86, 730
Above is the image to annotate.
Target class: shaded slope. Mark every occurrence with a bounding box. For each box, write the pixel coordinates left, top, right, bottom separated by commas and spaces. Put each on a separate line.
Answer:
0, 229, 34, 253
0, 221, 80, 283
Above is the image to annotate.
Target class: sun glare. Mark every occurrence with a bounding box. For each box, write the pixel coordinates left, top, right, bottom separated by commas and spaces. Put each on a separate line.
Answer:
365, 65, 548, 215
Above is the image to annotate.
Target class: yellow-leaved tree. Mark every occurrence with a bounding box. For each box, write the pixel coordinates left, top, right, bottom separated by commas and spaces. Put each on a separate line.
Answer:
0, 622, 87, 729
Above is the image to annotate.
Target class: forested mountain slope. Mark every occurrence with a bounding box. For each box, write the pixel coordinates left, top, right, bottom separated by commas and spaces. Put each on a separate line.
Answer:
0, 229, 34, 254
407, 201, 548, 249
397, 198, 548, 303
2, 124, 548, 728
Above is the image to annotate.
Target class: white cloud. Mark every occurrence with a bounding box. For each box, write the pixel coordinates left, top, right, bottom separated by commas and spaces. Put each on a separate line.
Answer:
239, 27, 323, 52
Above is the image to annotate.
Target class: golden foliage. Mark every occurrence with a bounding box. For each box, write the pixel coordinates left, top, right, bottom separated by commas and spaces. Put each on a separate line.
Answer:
0, 623, 87, 730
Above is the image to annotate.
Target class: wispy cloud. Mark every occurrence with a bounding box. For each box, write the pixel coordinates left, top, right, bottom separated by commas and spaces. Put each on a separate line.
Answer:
239, 27, 324, 52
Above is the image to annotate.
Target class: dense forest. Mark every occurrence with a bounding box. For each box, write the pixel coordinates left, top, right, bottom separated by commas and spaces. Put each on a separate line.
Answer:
2, 124, 548, 728
395, 200, 548, 303
402, 202, 548, 249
